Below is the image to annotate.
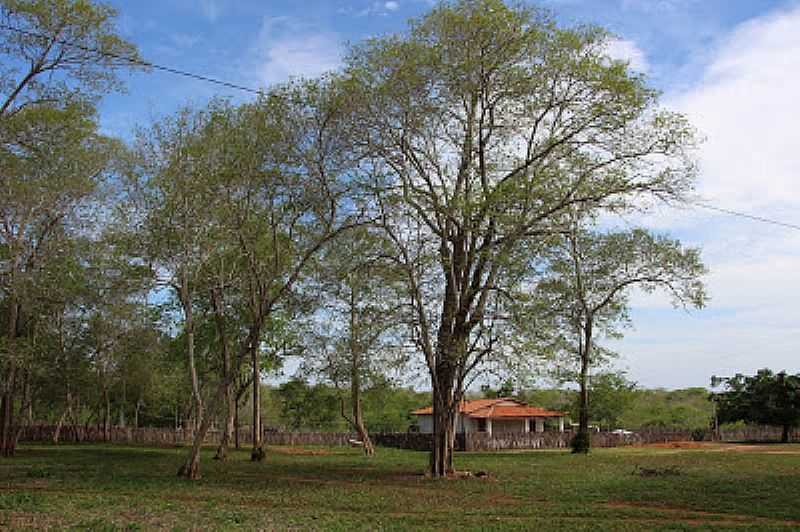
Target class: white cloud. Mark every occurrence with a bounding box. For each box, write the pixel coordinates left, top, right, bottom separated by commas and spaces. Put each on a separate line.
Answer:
254, 17, 344, 85
615, 5, 800, 387
604, 38, 649, 74
669, 5, 800, 212
385, 1, 400, 11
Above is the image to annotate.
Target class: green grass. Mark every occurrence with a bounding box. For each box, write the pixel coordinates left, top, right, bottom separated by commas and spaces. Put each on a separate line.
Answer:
1, 442, 799, 530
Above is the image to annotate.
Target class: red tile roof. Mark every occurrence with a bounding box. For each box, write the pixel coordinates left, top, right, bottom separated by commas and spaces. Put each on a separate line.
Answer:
412, 398, 565, 418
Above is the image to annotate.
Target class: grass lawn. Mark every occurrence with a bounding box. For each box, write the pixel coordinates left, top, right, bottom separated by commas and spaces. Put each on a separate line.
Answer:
1, 442, 799, 530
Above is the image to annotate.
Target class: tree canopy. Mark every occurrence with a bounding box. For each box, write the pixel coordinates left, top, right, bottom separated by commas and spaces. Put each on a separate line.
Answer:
713, 369, 800, 443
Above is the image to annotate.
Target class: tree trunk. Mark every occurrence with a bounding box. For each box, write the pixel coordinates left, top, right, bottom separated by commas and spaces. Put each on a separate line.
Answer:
180, 276, 203, 436
13, 374, 32, 449
179, 363, 241, 479
430, 355, 458, 477
178, 406, 214, 480
430, 387, 456, 477
53, 391, 73, 444
134, 398, 142, 429
234, 397, 240, 449
782, 424, 790, 443
212, 287, 234, 461
250, 342, 264, 461
351, 386, 374, 457
103, 388, 112, 443
118, 380, 126, 428
573, 317, 593, 454
347, 285, 374, 456
428, 325, 469, 477
0, 300, 19, 457
214, 391, 234, 460
72, 394, 83, 442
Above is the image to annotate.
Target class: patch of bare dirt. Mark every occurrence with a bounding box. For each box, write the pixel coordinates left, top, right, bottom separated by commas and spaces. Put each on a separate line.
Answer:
268, 446, 333, 456
640, 441, 800, 454
602, 500, 800, 527
641, 441, 708, 449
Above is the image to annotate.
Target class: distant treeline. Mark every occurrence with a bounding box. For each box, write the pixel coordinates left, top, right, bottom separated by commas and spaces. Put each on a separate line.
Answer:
261, 380, 715, 433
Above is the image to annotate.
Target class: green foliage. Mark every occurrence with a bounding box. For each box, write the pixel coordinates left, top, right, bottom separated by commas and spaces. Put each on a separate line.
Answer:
581, 372, 637, 430
480, 379, 516, 399
619, 387, 713, 430
713, 369, 800, 437
274, 378, 429, 432
360, 379, 429, 433
276, 379, 345, 431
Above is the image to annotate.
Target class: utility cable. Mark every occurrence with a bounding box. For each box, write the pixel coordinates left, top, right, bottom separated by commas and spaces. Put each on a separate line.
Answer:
692, 202, 800, 232
3, 24, 800, 234
0, 22, 263, 96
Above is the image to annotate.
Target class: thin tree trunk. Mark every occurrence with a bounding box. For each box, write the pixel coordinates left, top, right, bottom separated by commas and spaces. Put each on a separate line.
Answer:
13, 373, 33, 448
782, 424, 790, 443
573, 317, 593, 454
72, 394, 83, 443
134, 398, 142, 429
103, 387, 111, 443
118, 380, 126, 428
179, 362, 241, 479
211, 288, 233, 461
251, 342, 264, 461
347, 284, 374, 456
351, 381, 374, 456
0, 300, 19, 457
178, 406, 213, 480
180, 276, 203, 436
234, 396, 240, 449
53, 391, 73, 444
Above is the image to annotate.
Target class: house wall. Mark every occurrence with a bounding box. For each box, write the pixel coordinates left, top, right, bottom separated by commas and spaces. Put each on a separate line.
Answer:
492, 419, 526, 434
417, 414, 479, 434
417, 415, 433, 434
416, 414, 559, 434
462, 416, 479, 434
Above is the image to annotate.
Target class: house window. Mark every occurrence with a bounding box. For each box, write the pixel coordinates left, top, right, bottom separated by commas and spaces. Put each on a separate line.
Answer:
477, 418, 487, 432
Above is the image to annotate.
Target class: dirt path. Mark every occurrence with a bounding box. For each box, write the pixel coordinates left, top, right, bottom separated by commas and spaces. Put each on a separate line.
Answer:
603, 500, 800, 528
641, 441, 800, 454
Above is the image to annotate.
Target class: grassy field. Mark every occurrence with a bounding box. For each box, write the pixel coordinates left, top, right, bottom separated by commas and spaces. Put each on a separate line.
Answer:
1, 442, 799, 530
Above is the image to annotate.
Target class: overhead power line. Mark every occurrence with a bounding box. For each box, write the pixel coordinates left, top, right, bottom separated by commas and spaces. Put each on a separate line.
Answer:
3, 24, 800, 235
0, 23, 264, 96
692, 202, 800, 232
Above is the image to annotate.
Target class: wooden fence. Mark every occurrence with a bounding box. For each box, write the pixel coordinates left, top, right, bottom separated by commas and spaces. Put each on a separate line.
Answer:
18, 424, 798, 451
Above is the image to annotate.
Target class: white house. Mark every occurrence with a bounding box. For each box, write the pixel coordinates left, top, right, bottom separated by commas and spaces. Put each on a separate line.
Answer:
412, 398, 566, 435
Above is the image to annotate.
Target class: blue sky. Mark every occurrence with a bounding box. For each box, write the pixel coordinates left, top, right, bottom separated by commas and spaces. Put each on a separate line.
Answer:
100, 0, 800, 389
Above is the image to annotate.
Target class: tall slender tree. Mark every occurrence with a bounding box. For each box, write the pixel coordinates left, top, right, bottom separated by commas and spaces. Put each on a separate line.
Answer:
304, 227, 407, 455
533, 225, 706, 453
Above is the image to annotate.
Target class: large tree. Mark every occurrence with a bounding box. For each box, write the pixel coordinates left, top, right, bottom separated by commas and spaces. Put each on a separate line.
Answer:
345, 0, 699, 475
